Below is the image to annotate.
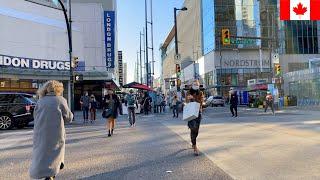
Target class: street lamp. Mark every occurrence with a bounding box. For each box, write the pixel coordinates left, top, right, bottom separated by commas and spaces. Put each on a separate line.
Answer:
52, 0, 74, 112
174, 7, 188, 91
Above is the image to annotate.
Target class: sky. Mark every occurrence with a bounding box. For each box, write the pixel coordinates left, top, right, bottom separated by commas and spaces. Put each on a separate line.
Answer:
117, 0, 184, 83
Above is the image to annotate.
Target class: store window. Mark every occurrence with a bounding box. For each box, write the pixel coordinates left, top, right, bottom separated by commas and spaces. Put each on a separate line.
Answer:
11, 80, 20, 88
0, 79, 10, 88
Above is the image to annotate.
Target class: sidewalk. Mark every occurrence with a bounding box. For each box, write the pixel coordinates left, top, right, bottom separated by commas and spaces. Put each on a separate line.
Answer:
161, 108, 320, 180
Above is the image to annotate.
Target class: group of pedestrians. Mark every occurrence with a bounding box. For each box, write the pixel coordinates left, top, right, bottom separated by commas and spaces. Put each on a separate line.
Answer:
80, 92, 98, 124
228, 88, 275, 117
28, 79, 206, 180
155, 93, 166, 113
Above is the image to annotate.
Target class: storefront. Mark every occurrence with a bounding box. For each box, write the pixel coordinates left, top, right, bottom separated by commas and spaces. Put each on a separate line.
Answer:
0, 0, 118, 110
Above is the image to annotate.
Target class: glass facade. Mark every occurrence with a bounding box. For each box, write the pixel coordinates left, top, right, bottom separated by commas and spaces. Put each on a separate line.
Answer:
285, 68, 320, 102
281, 21, 319, 54
201, 0, 278, 53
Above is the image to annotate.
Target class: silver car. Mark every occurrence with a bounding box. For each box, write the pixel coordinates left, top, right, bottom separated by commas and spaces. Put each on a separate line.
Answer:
206, 96, 225, 107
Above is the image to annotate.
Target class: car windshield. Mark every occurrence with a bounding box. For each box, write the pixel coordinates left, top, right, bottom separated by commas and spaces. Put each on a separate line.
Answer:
23, 95, 37, 103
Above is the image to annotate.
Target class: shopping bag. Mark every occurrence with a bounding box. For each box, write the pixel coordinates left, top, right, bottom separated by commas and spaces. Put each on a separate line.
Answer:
183, 102, 200, 121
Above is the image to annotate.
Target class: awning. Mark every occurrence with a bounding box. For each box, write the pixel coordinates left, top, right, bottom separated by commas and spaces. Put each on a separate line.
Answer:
123, 82, 154, 91
247, 84, 268, 91
104, 79, 121, 90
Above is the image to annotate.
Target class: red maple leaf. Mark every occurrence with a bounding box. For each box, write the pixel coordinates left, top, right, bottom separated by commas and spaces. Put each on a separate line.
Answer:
293, 3, 307, 15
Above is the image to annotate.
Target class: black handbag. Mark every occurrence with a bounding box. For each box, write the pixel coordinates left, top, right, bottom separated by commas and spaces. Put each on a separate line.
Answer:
102, 108, 112, 118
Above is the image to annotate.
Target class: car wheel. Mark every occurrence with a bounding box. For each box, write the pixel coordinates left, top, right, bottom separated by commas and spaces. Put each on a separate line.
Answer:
0, 115, 13, 130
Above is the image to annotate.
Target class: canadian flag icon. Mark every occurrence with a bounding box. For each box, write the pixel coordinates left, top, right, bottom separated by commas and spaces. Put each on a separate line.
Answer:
280, 0, 320, 20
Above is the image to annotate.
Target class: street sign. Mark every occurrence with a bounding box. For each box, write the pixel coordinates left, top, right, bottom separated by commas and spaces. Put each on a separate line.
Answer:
230, 38, 256, 45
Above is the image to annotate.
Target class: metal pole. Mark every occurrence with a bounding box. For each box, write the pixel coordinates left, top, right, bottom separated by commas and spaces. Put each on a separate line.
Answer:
174, 8, 179, 56
143, 28, 146, 84
145, 0, 149, 86
174, 8, 180, 92
68, 0, 74, 113
139, 32, 143, 84
137, 51, 139, 82
57, 0, 73, 112
150, 0, 155, 76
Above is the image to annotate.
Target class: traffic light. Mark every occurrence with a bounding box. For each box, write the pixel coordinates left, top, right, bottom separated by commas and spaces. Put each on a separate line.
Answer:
221, 29, 231, 45
72, 57, 79, 69
176, 64, 181, 78
275, 64, 281, 76
74, 74, 83, 82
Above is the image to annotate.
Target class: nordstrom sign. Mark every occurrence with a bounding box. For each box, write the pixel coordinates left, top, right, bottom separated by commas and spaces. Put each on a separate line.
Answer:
0, 54, 70, 70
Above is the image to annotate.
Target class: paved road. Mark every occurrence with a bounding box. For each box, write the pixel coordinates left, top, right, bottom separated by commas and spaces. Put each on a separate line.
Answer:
162, 106, 320, 180
0, 112, 232, 180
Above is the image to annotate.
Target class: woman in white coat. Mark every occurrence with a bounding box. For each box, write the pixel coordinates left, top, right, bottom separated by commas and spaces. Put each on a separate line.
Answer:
29, 80, 73, 180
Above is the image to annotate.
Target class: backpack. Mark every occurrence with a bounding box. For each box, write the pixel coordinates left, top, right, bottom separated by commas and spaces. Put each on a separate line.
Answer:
127, 94, 135, 106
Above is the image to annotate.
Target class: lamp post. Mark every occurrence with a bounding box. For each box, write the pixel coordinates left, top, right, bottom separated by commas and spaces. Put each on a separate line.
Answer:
52, 0, 74, 112
174, 7, 187, 91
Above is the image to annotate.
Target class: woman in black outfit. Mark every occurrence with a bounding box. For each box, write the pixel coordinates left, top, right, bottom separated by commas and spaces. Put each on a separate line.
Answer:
103, 89, 121, 137
143, 92, 151, 115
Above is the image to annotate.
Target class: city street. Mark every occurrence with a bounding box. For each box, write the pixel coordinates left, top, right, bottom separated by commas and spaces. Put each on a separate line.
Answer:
1, 107, 320, 179
0, 110, 231, 180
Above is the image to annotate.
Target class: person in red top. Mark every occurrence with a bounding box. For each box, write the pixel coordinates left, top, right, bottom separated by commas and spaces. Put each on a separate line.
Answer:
265, 92, 275, 115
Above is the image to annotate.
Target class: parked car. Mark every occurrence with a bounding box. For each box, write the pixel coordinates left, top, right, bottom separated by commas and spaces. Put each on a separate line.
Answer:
205, 95, 225, 107
0, 92, 36, 130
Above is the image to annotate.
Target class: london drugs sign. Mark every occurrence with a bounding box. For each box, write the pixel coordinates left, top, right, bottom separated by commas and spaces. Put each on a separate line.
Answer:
104, 11, 115, 68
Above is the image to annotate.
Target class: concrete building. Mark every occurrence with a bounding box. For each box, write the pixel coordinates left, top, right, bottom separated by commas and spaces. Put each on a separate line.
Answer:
160, 0, 202, 93
0, 0, 118, 110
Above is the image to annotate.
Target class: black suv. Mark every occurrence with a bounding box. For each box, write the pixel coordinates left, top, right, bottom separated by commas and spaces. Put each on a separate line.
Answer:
0, 92, 36, 130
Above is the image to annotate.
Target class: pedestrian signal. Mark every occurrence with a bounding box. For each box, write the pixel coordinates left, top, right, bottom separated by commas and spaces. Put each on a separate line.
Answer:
72, 57, 79, 69
74, 74, 83, 81
222, 29, 230, 45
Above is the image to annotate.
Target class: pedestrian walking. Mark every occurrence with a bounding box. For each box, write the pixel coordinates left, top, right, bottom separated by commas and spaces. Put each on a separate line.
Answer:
162, 94, 166, 112
265, 92, 275, 115
89, 94, 97, 123
126, 89, 136, 127
157, 94, 163, 113
185, 80, 204, 156
172, 95, 179, 118
80, 91, 90, 124
29, 80, 73, 180
229, 88, 238, 117
103, 89, 121, 137
143, 92, 151, 115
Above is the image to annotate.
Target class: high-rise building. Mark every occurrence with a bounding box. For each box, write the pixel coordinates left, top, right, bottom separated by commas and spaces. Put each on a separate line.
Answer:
160, 0, 202, 93
118, 51, 123, 86
200, 0, 278, 97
